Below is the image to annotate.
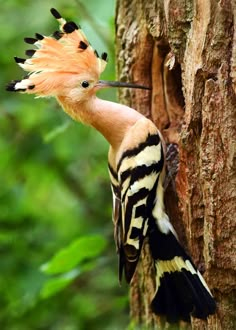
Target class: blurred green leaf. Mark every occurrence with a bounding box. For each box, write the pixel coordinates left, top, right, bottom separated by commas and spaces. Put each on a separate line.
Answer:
41, 234, 107, 274
40, 269, 80, 299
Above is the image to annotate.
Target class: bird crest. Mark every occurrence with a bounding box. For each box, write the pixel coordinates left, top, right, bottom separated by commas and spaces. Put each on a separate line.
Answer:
7, 8, 108, 97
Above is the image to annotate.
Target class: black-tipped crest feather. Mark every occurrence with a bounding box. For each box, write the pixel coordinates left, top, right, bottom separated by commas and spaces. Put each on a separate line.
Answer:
79, 40, 88, 50
63, 21, 79, 33
24, 37, 37, 44
14, 56, 26, 64
50, 8, 61, 19
25, 49, 36, 57
53, 30, 63, 40
101, 52, 108, 61
35, 33, 44, 40
6, 80, 24, 92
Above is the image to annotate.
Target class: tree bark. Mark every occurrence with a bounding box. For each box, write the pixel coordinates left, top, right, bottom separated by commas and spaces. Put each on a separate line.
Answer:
115, 0, 236, 329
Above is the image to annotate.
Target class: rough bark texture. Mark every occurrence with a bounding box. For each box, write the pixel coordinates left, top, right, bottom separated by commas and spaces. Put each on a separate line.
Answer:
115, 0, 236, 329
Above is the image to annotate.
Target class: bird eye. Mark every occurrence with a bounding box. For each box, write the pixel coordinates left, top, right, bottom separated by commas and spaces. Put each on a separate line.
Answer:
81, 81, 90, 88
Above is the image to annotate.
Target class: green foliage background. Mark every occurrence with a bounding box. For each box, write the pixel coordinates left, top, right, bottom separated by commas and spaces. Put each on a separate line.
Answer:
0, 0, 129, 329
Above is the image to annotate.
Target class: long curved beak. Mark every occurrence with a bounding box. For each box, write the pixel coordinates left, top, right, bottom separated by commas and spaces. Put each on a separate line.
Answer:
97, 80, 151, 90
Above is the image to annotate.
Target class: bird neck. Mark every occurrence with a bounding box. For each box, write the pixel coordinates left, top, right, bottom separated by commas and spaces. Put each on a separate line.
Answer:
57, 95, 143, 150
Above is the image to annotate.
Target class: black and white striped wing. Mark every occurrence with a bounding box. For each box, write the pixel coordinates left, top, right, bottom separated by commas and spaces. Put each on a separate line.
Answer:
117, 133, 164, 283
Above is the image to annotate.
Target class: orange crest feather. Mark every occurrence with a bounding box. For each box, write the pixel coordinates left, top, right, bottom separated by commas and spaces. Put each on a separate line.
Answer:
7, 8, 108, 97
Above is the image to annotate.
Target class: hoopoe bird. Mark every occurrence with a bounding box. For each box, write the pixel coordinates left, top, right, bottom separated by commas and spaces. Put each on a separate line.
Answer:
7, 8, 216, 323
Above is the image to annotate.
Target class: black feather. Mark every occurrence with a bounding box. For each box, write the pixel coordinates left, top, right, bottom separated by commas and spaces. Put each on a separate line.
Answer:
25, 49, 36, 57
24, 37, 37, 44
35, 33, 44, 40
14, 57, 26, 64
63, 21, 79, 33
6, 80, 25, 92
79, 41, 88, 50
53, 31, 64, 40
50, 8, 62, 19
101, 52, 108, 61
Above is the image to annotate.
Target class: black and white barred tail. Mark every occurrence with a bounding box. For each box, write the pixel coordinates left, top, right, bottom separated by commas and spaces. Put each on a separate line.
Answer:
149, 222, 216, 322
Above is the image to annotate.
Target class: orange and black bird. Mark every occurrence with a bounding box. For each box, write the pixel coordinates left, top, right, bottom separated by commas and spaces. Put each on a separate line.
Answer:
7, 8, 216, 323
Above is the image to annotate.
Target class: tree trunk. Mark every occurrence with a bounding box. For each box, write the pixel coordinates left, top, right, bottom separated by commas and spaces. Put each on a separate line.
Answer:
115, 0, 236, 329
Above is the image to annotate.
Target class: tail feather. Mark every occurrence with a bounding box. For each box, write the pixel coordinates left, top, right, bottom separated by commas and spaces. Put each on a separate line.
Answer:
151, 271, 193, 322
149, 223, 216, 323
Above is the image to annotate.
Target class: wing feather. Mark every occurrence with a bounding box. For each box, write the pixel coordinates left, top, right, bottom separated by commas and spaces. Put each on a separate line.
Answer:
117, 133, 165, 282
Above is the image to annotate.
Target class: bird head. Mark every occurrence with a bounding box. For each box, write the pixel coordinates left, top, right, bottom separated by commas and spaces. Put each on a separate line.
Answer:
7, 8, 149, 104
